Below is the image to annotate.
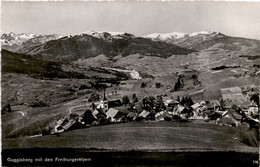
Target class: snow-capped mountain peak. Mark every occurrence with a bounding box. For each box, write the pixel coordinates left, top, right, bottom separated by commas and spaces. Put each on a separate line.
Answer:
143, 32, 187, 40
143, 31, 222, 40
1, 32, 64, 52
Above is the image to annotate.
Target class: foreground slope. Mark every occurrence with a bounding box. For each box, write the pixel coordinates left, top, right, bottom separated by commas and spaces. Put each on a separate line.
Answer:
2, 121, 258, 153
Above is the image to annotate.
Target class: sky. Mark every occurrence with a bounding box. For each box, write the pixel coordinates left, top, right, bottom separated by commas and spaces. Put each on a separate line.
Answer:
1, 1, 260, 39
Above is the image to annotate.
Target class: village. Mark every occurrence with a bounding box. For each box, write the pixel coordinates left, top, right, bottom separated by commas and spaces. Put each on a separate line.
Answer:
49, 85, 260, 146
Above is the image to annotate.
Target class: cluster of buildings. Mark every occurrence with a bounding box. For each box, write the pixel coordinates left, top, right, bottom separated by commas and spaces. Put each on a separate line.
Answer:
50, 89, 259, 135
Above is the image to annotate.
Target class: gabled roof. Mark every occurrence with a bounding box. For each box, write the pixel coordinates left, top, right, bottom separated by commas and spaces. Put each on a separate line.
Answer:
92, 109, 99, 116
155, 111, 169, 118
223, 109, 242, 120
139, 110, 150, 118
249, 102, 258, 107
240, 101, 251, 108
127, 112, 136, 118
212, 100, 221, 107
215, 110, 227, 115
106, 108, 119, 118
113, 112, 126, 120
177, 105, 185, 112
115, 106, 129, 114
108, 99, 122, 108
61, 119, 77, 130
191, 103, 201, 109
155, 111, 167, 121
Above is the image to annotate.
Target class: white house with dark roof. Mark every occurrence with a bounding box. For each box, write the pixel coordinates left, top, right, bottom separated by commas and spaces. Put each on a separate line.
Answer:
248, 102, 258, 116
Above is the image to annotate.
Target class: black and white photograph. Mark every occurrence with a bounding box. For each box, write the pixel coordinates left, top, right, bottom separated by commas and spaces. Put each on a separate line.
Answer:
1, 0, 260, 166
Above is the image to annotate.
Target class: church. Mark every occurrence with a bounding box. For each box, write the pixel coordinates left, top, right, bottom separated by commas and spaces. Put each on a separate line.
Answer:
97, 90, 122, 111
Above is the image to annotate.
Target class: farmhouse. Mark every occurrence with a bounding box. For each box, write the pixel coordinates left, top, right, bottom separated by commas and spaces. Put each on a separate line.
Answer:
240, 100, 252, 114
220, 86, 245, 103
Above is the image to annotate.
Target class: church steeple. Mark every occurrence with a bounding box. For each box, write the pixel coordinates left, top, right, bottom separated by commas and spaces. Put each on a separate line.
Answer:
99, 89, 108, 111
103, 89, 107, 101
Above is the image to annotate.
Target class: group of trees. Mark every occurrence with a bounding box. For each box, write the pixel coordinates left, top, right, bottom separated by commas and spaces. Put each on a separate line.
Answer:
177, 96, 194, 107
172, 76, 184, 91
122, 93, 139, 106
250, 93, 259, 106
1, 103, 11, 115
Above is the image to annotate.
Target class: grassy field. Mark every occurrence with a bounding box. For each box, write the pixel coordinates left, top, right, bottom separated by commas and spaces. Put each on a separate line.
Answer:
2, 121, 258, 153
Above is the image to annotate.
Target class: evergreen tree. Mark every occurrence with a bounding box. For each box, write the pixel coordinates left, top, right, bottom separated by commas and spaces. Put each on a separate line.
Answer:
122, 95, 130, 106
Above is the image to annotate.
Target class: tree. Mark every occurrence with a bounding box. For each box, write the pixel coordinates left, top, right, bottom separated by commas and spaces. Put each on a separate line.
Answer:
147, 96, 155, 108
219, 98, 225, 110
83, 109, 95, 125
141, 82, 147, 88
132, 93, 138, 103
173, 76, 184, 91
176, 96, 181, 103
231, 104, 239, 111
180, 96, 193, 107
1, 103, 11, 114
155, 82, 162, 88
154, 95, 164, 111
250, 93, 259, 106
122, 95, 130, 106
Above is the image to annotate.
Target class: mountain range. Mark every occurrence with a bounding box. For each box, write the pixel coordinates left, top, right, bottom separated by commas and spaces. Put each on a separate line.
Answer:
1, 31, 260, 63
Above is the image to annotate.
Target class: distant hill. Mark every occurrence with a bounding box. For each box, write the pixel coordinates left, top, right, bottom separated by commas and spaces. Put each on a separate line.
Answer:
1, 49, 85, 79
144, 31, 260, 54
23, 32, 194, 62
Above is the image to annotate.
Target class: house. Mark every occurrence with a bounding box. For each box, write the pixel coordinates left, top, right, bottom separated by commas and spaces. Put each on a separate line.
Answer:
61, 119, 77, 131
95, 108, 107, 119
240, 100, 251, 114
106, 108, 128, 122
163, 99, 179, 108
174, 105, 192, 118
135, 109, 156, 121
248, 102, 258, 116
52, 117, 67, 134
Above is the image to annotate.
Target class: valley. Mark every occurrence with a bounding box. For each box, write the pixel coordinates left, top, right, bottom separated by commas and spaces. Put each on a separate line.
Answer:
1, 31, 260, 153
